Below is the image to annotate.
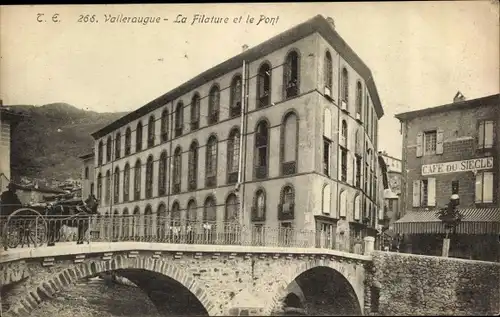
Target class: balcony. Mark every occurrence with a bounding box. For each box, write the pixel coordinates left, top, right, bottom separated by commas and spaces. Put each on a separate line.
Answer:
161, 132, 168, 143
188, 178, 197, 191
251, 206, 266, 222
227, 171, 238, 185
175, 125, 183, 138
205, 175, 217, 188
172, 183, 181, 194
254, 165, 268, 180
147, 136, 155, 148
258, 92, 270, 108
278, 203, 295, 221
208, 111, 219, 125
285, 81, 298, 99
281, 161, 297, 176
190, 120, 199, 131
230, 104, 241, 118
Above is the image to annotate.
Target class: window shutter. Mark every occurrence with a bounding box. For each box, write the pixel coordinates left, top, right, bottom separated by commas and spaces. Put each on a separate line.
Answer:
339, 191, 347, 217
412, 180, 421, 207
323, 108, 332, 138
354, 195, 361, 220
416, 132, 423, 157
322, 185, 331, 214
483, 172, 494, 203
427, 178, 436, 207
475, 173, 482, 203
436, 129, 444, 154
477, 121, 484, 149
485, 121, 494, 149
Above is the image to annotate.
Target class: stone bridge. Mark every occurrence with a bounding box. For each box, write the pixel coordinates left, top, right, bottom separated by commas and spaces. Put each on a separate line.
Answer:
0, 241, 375, 317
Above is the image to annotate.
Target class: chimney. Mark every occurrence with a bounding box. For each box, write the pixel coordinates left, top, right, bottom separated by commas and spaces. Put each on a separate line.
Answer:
326, 17, 335, 29
453, 91, 466, 103
242, 44, 249, 52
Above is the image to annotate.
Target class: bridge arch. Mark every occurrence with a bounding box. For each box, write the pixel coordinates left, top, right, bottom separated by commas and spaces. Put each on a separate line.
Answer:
5, 255, 218, 317
264, 259, 364, 316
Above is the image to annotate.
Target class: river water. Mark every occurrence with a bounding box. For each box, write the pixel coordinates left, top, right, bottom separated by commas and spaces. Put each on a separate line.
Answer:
31, 279, 162, 317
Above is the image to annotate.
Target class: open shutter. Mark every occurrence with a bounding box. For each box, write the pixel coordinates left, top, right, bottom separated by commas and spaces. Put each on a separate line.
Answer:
477, 121, 484, 149
427, 178, 436, 206
485, 121, 494, 149
416, 132, 423, 157
354, 195, 361, 220
339, 191, 347, 217
322, 185, 331, 214
436, 130, 444, 154
323, 108, 332, 138
412, 180, 421, 207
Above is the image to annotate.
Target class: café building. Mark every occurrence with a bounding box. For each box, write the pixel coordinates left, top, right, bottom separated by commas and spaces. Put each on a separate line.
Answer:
394, 92, 500, 262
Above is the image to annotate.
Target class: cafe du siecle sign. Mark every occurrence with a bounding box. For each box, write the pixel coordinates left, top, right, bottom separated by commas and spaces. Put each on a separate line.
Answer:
422, 157, 494, 176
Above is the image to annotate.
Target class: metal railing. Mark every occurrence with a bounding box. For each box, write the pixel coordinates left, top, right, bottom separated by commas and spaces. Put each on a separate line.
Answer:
1, 214, 362, 254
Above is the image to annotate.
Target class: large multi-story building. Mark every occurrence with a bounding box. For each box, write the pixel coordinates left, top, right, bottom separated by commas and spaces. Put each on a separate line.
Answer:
89, 15, 385, 251
80, 152, 95, 199
378, 151, 402, 225
394, 92, 500, 261
0, 102, 23, 193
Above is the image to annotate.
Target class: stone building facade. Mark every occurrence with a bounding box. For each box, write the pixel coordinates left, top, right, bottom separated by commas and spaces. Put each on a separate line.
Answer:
394, 93, 500, 261
89, 15, 385, 252
80, 152, 95, 199
0, 105, 23, 193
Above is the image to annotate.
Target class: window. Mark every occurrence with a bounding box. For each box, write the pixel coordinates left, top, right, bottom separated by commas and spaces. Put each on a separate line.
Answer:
161, 109, 169, 143
175, 101, 184, 137
283, 51, 300, 99
478, 120, 494, 149
339, 190, 347, 218
208, 85, 220, 124
145, 156, 153, 199
191, 93, 200, 130
340, 148, 348, 182
105, 170, 111, 204
254, 121, 269, 179
123, 163, 130, 202
125, 128, 132, 155
173, 147, 182, 194
257, 63, 271, 108
353, 195, 361, 220
97, 172, 102, 203
252, 189, 266, 221
90, 183, 94, 197
187, 200, 197, 223
147, 116, 155, 148
205, 136, 218, 187
230, 75, 242, 117
355, 155, 362, 188
424, 131, 437, 155
356, 81, 362, 119
323, 137, 331, 176
341, 120, 348, 147
134, 159, 141, 200
106, 136, 112, 163
281, 112, 298, 175
452, 180, 459, 195
156, 204, 165, 237
98, 141, 104, 166
341, 68, 349, 105
204, 196, 217, 222
412, 178, 436, 207
115, 132, 121, 159
227, 128, 240, 184
112, 167, 119, 204
144, 205, 153, 237
278, 185, 295, 221
322, 184, 331, 215
158, 152, 167, 196
225, 193, 239, 223
475, 172, 493, 204
171, 201, 181, 226
188, 141, 198, 190
136, 122, 143, 152
84, 167, 89, 179
324, 51, 333, 90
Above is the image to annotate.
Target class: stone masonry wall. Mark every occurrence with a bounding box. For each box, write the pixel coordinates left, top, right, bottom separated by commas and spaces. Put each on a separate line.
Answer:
369, 251, 500, 316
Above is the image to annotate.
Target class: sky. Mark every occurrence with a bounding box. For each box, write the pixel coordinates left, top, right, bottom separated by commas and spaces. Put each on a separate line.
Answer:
1, 2, 499, 159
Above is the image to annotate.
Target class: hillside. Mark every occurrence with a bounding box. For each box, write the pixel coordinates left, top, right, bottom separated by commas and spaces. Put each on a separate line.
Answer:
9, 103, 127, 181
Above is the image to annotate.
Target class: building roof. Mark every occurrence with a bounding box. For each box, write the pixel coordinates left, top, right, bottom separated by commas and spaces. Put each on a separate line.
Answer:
0, 107, 25, 124
79, 151, 95, 160
91, 14, 384, 140
395, 93, 500, 121
11, 182, 66, 194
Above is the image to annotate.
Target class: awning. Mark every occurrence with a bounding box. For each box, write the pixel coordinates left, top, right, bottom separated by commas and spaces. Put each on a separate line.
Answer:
393, 208, 500, 235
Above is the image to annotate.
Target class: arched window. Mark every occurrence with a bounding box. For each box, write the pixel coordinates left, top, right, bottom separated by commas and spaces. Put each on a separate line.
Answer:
257, 63, 271, 108
354, 194, 361, 220
171, 201, 181, 226
144, 205, 153, 238
280, 112, 298, 175
208, 85, 220, 124
125, 127, 132, 155
230, 75, 242, 117
84, 167, 89, 179
158, 151, 167, 196
188, 141, 198, 190
187, 199, 197, 224
205, 135, 218, 188
105, 170, 111, 204
123, 163, 130, 202
252, 189, 266, 221
156, 204, 166, 237
225, 193, 239, 223
113, 167, 120, 204
356, 81, 363, 119
132, 206, 140, 238
339, 190, 347, 218
173, 146, 182, 194
106, 136, 112, 163
191, 93, 200, 130
203, 196, 217, 222
324, 51, 333, 90
147, 116, 155, 148
254, 120, 269, 179
98, 141, 104, 166
97, 172, 102, 203
112, 209, 120, 239
161, 109, 169, 143
122, 208, 130, 238
115, 132, 121, 159
322, 184, 331, 215
341, 68, 349, 106
174, 101, 184, 137
145, 155, 154, 199
136, 121, 143, 152
227, 128, 240, 184
283, 50, 300, 98
134, 159, 141, 200
340, 121, 348, 182
278, 185, 295, 221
